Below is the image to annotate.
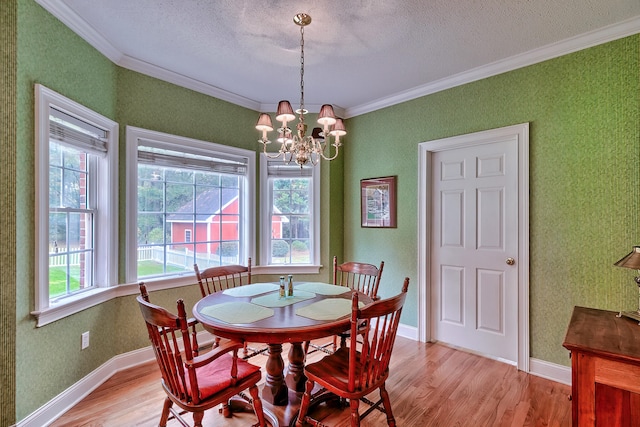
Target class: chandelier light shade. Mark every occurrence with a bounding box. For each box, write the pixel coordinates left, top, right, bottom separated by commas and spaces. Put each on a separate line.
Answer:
256, 13, 346, 167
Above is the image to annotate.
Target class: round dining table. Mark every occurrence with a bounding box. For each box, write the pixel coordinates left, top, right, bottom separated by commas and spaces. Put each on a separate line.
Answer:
192, 281, 373, 409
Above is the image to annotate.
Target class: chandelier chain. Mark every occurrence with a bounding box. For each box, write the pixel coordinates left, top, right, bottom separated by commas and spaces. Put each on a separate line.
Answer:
255, 13, 345, 167
299, 25, 305, 121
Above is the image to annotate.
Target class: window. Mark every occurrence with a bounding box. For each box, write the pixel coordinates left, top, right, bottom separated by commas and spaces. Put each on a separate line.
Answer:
260, 155, 320, 272
126, 127, 255, 284
34, 84, 118, 326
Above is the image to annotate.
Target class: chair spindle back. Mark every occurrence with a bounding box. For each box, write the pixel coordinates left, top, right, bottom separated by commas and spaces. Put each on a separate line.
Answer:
194, 258, 251, 297
348, 277, 409, 392
333, 255, 384, 299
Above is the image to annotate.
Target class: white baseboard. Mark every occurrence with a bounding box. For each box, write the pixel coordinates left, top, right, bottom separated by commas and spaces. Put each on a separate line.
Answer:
17, 331, 216, 427
17, 347, 154, 427
528, 357, 571, 386
397, 323, 419, 341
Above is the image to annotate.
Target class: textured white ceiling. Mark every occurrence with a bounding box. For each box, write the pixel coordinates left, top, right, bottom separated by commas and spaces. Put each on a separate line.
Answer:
38, 0, 640, 116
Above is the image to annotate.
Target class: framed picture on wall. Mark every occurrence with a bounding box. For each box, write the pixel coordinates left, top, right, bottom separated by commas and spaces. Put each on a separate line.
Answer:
360, 176, 397, 228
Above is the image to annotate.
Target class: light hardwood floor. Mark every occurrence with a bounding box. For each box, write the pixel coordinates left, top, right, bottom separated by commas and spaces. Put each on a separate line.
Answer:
50, 338, 571, 426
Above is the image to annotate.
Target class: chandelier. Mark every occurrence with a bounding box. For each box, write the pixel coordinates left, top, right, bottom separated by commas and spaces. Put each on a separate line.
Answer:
256, 13, 346, 167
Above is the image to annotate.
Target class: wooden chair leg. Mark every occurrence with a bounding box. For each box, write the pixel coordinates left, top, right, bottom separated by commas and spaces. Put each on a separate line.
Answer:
193, 410, 204, 427
159, 397, 172, 427
296, 379, 315, 426
249, 384, 266, 427
349, 398, 361, 427
243, 341, 249, 357
379, 383, 396, 427
222, 402, 232, 418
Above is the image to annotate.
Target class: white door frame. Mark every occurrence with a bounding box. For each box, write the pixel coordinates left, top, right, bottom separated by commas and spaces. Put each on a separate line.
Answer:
417, 123, 530, 371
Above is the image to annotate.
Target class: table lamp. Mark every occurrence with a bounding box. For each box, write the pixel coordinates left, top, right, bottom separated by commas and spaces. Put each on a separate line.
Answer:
614, 246, 640, 323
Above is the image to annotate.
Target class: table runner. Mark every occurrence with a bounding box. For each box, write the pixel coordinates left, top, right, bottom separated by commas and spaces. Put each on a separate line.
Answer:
199, 301, 274, 324
222, 283, 279, 297
251, 290, 316, 308
296, 298, 365, 321
295, 282, 351, 296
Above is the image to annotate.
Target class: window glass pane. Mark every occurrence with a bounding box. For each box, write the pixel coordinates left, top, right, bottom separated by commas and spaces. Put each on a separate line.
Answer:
221, 174, 240, 188
138, 213, 165, 244
48, 139, 95, 299
138, 166, 164, 214
48, 211, 94, 299
136, 162, 246, 279
196, 171, 219, 186
63, 169, 82, 208
271, 239, 290, 264
165, 169, 193, 183
291, 239, 310, 263
166, 183, 193, 213
269, 177, 312, 265
49, 166, 62, 208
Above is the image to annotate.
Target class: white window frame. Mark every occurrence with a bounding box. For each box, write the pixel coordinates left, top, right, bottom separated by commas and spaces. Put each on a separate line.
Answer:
258, 154, 321, 274
125, 126, 256, 289
33, 84, 119, 327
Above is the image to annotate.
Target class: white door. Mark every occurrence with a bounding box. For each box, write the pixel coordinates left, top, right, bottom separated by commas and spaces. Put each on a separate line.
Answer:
431, 135, 520, 362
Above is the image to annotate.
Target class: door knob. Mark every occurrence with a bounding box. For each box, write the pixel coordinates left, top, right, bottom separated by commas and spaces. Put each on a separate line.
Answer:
506, 257, 515, 266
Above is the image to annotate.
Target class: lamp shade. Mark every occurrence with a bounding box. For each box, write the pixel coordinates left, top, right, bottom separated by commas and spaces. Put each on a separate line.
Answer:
317, 104, 337, 126
615, 246, 640, 269
275, 101, 295, 123
311, 127, 324, 140
255, 113, 273, 131
329, 118, 347, 137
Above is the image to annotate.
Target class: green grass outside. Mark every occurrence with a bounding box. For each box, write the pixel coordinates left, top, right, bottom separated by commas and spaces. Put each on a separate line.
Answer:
49, 261, 187, 297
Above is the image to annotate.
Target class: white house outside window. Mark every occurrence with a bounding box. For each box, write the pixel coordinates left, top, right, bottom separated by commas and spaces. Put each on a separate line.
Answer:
126, 127, 255, 284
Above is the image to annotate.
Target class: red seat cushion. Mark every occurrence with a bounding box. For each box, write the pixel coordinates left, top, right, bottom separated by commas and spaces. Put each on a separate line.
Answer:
186, 353, 261, 399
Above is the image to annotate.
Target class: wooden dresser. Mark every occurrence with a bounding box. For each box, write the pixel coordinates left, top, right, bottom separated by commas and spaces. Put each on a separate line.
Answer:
563, 306, 640, 426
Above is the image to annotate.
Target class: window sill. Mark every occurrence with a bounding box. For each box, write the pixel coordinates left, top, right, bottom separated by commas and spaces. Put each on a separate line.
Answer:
32, 274, 199, 327
252, 264, 322, 275
31, 287, 117, 327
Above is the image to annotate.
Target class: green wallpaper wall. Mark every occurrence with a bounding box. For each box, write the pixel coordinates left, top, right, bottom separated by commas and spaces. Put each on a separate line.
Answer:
344, 36, 640, 366
7, 0, 639, 423
15, 0, 119, 420
1, 2, 17, 425
13, 1, 343, 421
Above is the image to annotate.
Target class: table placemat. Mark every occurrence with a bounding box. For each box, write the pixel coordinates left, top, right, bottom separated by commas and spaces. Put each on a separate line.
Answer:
251, 290, 316, 308
199, 302, 274, 324
296, 299, 365, 321
222, 283, 279, 297
295, 282, 351, 296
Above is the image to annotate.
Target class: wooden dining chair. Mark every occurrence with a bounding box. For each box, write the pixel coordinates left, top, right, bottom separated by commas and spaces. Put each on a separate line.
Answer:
194, 257, 252, 295
308, 255, 385, 354
333, 255, 384, 300
194, 258, 266, 358
296, 277, 409, 427
137, 283, 267, 427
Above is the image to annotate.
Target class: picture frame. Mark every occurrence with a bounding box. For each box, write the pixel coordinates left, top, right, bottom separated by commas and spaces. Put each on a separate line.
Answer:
360, 176, 397, 228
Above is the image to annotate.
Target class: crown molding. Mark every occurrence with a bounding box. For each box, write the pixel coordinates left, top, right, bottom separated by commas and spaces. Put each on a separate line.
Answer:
35, 0, 261, 111
35, 1, 640, 118
345, 15, 640, 118
118, 55, 261, 110
36, 0, 123, 62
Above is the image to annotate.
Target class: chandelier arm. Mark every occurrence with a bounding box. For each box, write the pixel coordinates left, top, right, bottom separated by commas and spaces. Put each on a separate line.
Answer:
261, 141, 290, 159
317, 145, 340, 161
